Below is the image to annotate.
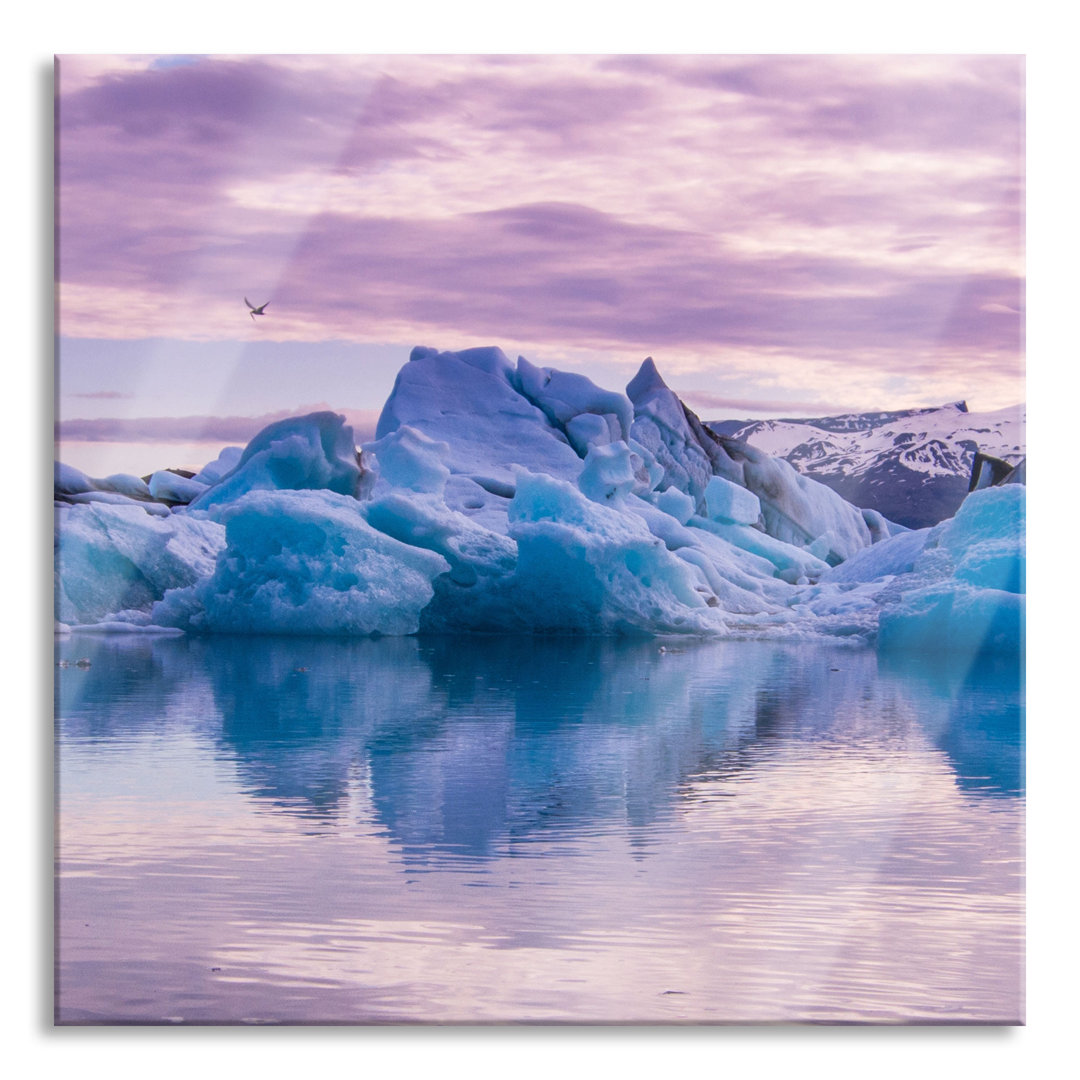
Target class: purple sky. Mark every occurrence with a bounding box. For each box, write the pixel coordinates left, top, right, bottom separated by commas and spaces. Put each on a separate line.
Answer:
55, 54, 1024, 475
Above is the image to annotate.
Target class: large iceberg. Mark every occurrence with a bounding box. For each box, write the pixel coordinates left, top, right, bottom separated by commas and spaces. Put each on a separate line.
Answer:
53, 346, 1025, 654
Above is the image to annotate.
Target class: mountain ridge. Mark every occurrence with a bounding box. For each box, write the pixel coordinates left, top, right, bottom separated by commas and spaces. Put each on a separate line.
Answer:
706, 402, 1024, 529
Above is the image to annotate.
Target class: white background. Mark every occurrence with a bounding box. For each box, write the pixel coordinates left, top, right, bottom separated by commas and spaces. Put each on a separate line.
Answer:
8, 3, 1074, 1076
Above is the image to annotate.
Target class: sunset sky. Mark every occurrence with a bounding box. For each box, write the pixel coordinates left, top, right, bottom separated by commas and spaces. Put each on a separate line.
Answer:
55, 53, 1025, 477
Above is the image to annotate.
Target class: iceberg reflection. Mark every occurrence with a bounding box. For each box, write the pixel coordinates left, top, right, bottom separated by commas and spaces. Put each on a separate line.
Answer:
58, 633, 1023, 857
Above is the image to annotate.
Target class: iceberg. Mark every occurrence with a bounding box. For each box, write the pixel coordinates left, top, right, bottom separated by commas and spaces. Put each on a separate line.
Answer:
506, 468, 726, 635
375, 346, 583, 495
189, 411, 364, 510
153, 490, 448, 637
704, 475, 762, 527
191, 446, 243, 486
148, 470, 208, 505
55, 501, 225, 627
53, 346, 1024, 655
876, 485, 1025, 654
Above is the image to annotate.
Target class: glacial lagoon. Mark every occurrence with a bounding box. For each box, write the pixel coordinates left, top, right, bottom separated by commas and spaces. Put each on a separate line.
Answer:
55, 632, 1023, 1024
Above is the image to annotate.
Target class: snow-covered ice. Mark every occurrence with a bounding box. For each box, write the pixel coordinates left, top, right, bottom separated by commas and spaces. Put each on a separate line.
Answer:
54, 346, 1025, 654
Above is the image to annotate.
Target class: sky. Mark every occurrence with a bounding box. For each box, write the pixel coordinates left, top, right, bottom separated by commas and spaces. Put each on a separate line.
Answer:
55, 52, 1025, 476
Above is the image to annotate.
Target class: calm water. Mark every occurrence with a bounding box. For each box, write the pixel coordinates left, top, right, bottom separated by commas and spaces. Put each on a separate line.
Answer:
54, 633, 1024, 1024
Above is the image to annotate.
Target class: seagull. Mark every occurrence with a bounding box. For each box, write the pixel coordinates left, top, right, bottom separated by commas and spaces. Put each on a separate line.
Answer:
245, 297, 269, 320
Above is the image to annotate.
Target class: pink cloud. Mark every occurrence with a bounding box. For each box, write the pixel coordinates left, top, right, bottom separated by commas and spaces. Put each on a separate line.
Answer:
678, 390, 864, 415
56, 406, 381, 445
55, 54, 1024, 404
70, 390, 134, 400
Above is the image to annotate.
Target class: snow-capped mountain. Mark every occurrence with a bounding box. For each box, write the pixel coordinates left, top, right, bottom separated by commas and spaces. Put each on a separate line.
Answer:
707, 402, 1025, 529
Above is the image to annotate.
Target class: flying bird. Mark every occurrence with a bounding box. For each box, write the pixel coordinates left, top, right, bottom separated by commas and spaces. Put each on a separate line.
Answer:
245, 297, 270, 320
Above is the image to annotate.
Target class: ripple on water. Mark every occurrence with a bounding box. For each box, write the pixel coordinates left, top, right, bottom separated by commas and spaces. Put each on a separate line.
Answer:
55, 633, 1024, 1024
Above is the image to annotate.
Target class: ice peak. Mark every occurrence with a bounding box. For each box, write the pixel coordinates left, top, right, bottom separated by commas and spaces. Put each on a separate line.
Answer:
626, 356, 667, 403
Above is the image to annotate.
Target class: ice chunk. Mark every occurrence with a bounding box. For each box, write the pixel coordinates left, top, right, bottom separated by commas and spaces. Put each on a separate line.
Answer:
565, 412, 615, 455
63, 490, 172, 516
691, 516, 831, 584
628, 358, 874, 563
861, 507, 901, 544
507, 469, 726, 634
190, 412, 362, 511
822, 527, 931, 583
515, 356, 633, 453
877, 486, 1025, 654
654, 486, 696, 525
366, 425, 451, 495
191, 446, 243, 486
935, 483, 1024, 561
925, 485, 1025, 595
375, 346, 583, 488
55, 461, 96, 495
56, 461, 164, 508
362, 489, 518, 633
878, 583, 1024, 654
96, 473, 153, 500
627, 357, 743, 504
154, 490, 449, 636
719, 438, 872, 564
954, 538, 1024, 593
148, 470, 208, 504
578, 442, 637, 505
55, 501, 225, 626
629, 498, 791, 613
704, 475, 761, 526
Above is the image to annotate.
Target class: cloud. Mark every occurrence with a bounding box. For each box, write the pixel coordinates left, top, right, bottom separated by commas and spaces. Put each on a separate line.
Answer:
677, 390, 864, 416
55, 54, 1024, 405
69, 390, 134, 400
56, 405, 381, 445
608, 54, 1023, 155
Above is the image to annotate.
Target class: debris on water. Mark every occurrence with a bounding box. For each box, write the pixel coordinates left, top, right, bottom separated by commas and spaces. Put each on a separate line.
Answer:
75, 658, 92, 668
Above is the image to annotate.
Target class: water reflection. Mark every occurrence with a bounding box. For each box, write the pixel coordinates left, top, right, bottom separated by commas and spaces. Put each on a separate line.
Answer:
879, 650, 1024, 797
55, 632, 1024, 1024
57, 633, 1024, 856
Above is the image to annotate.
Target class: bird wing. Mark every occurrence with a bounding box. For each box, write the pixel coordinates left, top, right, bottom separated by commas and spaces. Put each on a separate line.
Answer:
244, 297, 254, 310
